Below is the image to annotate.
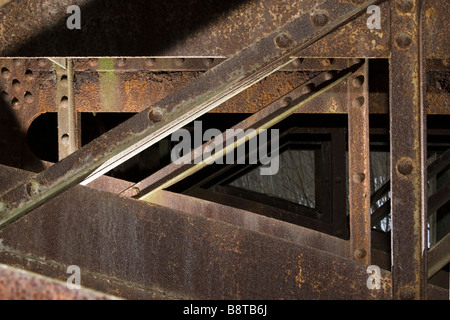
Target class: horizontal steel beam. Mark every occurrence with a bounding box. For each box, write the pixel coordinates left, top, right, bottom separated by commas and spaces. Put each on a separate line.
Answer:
1, 1, 448, 59
1, 164, 448, 299
0, 0, 381, 229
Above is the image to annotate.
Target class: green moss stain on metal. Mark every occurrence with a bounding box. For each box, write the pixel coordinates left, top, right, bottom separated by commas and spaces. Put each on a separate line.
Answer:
99, 58, 119, 112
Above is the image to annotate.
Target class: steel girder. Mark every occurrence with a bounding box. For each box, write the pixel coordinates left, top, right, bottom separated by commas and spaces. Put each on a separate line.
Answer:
0, 0, 449, 300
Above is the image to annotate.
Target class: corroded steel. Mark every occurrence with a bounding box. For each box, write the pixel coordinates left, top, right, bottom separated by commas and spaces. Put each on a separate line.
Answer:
389, 0, 428, 300
122, 69, 352, 199
347, 61, 371, 265
0, 0, 381, 229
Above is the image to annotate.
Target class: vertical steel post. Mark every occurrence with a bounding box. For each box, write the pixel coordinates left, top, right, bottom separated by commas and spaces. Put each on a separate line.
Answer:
390, 0, 427, 300
56, 59, 81, 160
348, 60, 371, 265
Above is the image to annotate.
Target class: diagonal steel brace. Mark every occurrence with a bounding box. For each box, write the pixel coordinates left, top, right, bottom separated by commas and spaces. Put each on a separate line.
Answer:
0, 0, 383, 229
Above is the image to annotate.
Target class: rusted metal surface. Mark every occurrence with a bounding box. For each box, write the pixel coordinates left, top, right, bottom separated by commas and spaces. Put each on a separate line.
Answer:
56, 59, 81, 160
0, 0, 391, 58
0, 0, 381, 229
122, 69, 352, 199
0, 264, 118, 300
389, 0, 428, 300
347, 61, 371, 264
1, 165, 449, 299
0, 166, 393, 300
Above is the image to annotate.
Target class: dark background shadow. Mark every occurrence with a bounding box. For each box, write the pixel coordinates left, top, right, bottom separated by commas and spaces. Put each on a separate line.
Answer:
3, 0, 251, 57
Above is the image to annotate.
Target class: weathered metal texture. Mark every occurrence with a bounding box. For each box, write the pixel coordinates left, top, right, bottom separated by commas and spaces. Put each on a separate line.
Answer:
0, 59, 45, 171
0, 0, 391, 58
389, 0, 428, 300
423, 0, 450, 60
0, 0, 381, 229
148, 190, 393, 271
0, 264, 118, 300
56, 59, 81, 160
0, 165, 394, 300
347, 61, 371, 264
2, 165, 449, 299
122, 69, 351, 199
73, 57, 355, 73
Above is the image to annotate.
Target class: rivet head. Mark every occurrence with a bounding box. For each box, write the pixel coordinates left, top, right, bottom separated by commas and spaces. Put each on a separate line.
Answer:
59, 96, 69, 108
11, 98, 20, 109
311, 10, 330, 27
26, 179, 40, 196
117, 58, 126, 67
131, 187, 141, 197
353, 172, 366, 183
352, 96, 365, 108
397, 158, 414, 176
12, 79, 21, 92
292, 58, 303, 67
396, 32, 413, 49
302, 83, 315, 95
324, 72, 334, 81
145, 58, 156, 67
24, 92, 34, 103
396, 0, 414, 13
61, 134, 70, 146
1, 67, 11, 79
174, 58, 185, 67
149, 107, 165, 123
321, 58, 333, 67
25, 70, 34, 80
352, 75, 365, 88
280, 97, 292, 108
60, 75, 68, 87
274, 32, 293, 49
204, 58, 215, 67
354, 249, 367, 260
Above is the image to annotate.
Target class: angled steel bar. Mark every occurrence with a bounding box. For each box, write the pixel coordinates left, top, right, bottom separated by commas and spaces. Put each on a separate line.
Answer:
348, 60, 371, 264
123, 70, 353, 200
427, 232, 450, 279
0, 0, 382, 229
390, 0, 428, 300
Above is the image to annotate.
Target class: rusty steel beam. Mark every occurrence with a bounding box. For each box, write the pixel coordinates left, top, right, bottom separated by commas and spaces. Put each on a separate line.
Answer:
0, 0, 381, 229
0, 165, 393, 300
1, 164, 449, 299
0, 264, 118, 300
56, 59, 81, 160
122, 69, 352, 200
0, 0, 448, 60
150, 190, 350, 258
389, 0, 428, 300
347, 60, 371, 264
0, 0, 392, 58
